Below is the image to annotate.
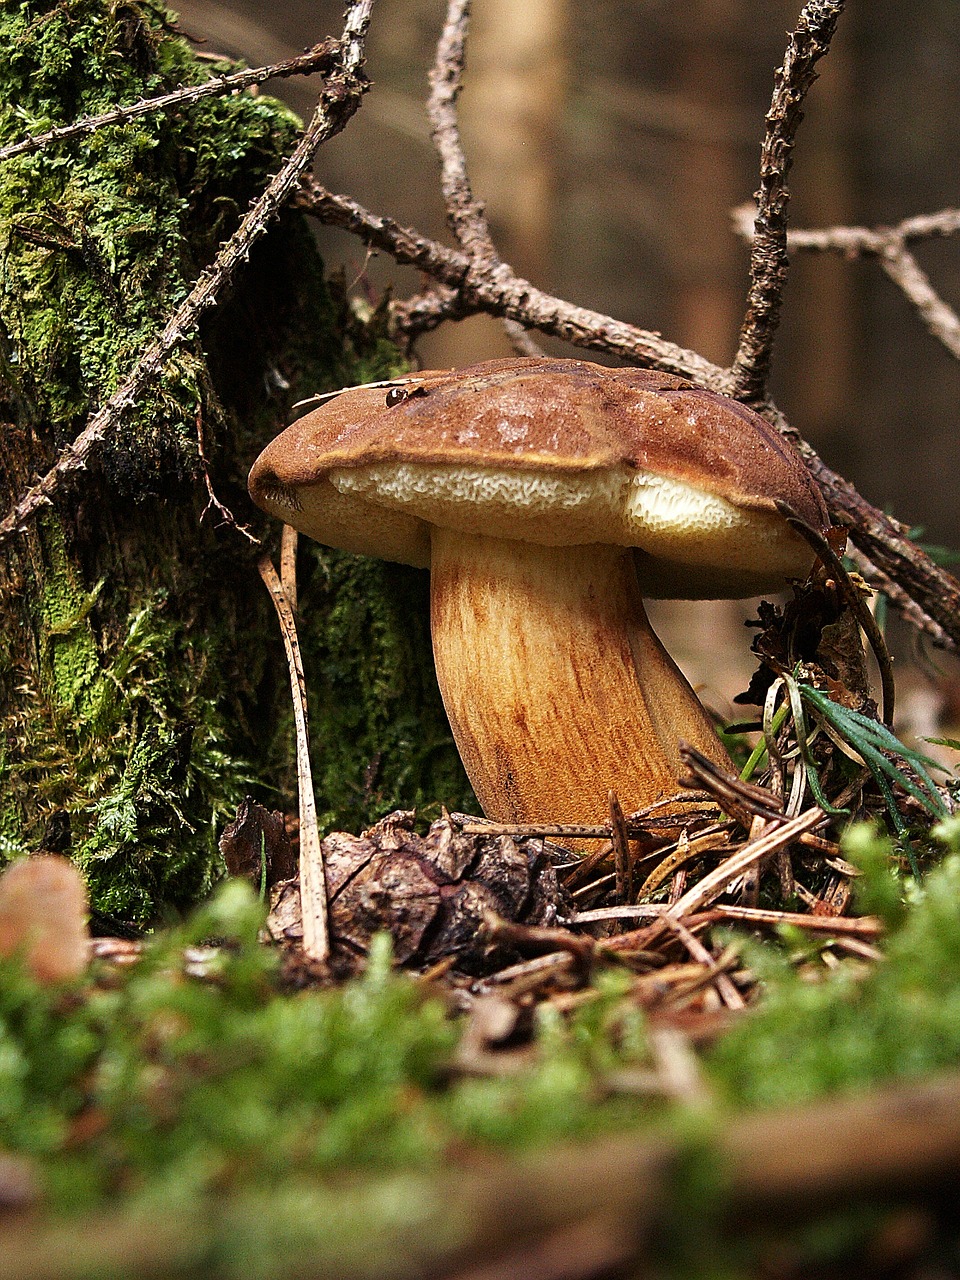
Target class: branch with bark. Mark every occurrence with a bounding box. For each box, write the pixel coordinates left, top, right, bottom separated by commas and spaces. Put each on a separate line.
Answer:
729, 0, 846, 401
733, 203, 960, 361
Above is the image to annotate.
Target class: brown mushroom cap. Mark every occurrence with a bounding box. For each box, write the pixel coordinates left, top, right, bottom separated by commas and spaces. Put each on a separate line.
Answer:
249, 357, 827, 599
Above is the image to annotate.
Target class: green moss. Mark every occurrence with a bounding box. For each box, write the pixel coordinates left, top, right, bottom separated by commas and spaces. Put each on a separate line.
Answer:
38, 523, 103, 720
0, 886, 653, 1218
3, 580, 254, 919
0, 0, 302, 473
7, 830, 960, 1268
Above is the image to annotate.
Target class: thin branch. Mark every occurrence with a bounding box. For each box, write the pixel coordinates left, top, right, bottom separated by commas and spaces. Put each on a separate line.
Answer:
877, 246, 960, 360
573, 901, 882, 937
669, 807, 825, 919
503, 318, 547, 357
391, 283, 469, 339
732, 203, 960, 253
194, 410, 259, 544
280, 524, 299, 612
0, 1, 376, 550
659, 914, 745, 1010
801, 449, 960, 651
421, 0, 560, 364
0, 42, 339, 163
733, 204, 960, 360
779, 504, 896, 724
295, 179, 721, 382
428, 0, 498, 265
847, 546, 953, 651
730, 0, 846, 401
604, 808, 828, 956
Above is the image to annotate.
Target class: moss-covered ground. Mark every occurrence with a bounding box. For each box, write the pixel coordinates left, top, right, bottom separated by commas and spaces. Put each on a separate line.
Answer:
0, 820, 959, 1275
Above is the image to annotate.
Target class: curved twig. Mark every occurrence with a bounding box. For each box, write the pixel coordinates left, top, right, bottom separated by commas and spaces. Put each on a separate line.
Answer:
427, 0, 497, 265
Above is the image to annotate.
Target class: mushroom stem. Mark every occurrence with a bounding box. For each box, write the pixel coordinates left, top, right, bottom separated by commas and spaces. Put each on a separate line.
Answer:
429, 528, 731, 826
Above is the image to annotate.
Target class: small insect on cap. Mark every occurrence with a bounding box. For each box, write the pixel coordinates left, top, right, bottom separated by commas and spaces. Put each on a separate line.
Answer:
248, 357, 827, 597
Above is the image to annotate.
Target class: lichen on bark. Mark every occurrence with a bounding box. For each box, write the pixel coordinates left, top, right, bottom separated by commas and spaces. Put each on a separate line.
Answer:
0, 0, 471, 923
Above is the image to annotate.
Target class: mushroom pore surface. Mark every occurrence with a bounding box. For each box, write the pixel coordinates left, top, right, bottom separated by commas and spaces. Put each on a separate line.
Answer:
248, 357, 829, 826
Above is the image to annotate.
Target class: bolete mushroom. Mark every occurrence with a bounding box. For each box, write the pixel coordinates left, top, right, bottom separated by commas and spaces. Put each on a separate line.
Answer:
249, 357, 828, 827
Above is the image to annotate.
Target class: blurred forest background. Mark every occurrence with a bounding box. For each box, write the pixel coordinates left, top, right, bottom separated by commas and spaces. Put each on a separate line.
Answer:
174, 0, 960, 733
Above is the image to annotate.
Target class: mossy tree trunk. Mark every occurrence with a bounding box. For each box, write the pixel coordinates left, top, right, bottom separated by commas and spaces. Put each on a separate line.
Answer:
0, 1, 470, 925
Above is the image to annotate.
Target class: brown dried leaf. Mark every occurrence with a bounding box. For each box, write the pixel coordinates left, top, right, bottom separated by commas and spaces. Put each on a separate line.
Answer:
219, 798, 296, 886
737, 568, 872, 710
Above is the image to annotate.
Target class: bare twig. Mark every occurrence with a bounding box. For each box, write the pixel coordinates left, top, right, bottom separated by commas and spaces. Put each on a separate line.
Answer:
876, 246, 960, 360
708, 903, 879, 936
390, 283, 467, 340
424, 0, 543, 364
280, 524, 299, 612
604, 807, 827, 956
609, 791, 633, 902
659, 915, 746, 1010
427, 0, 498, 266
573, 902, 881, 937
193, 410, 259, 544
730, 0, 846, 400
502, 318, 547, 357
679, 745, 785, 825
0, 0, 376, 549
847, 545, 954, 650
258, 554, 329, 962
296, 179, 726, 382
800, 451, 960, 651
733, 204, 960, 360
668, 806, 826, 918
732, 204, 960, 254
0, 41, 339, 162
637, 826, 733, 900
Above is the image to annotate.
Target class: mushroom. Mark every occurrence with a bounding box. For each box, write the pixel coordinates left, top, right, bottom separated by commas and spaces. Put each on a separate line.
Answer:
249, 357, 828, 827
